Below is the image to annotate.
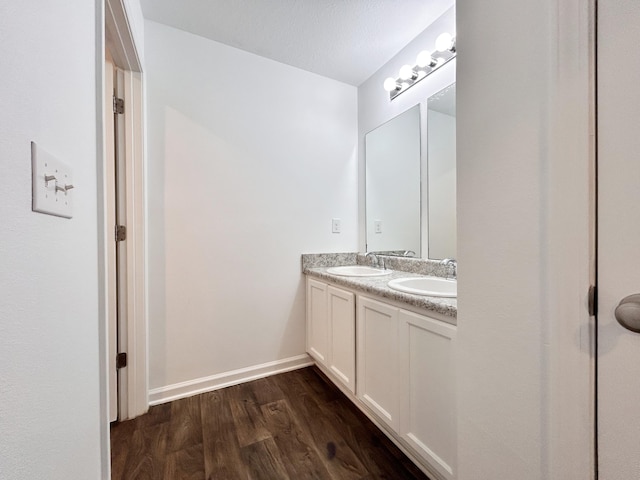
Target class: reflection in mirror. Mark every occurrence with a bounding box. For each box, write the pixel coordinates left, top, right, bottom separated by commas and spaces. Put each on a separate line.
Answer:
427, 83, 456, 260
365, 105, 421, 256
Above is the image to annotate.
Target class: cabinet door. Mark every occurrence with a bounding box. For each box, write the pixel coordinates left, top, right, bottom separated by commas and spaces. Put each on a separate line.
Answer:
328, 286, 355, 393
357, 296, 399, 431
306, 278, 328, 364
399, 309, 456, 480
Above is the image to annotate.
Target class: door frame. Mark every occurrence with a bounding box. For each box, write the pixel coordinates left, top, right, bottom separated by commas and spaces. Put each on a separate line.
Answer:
103, 0, 148, 423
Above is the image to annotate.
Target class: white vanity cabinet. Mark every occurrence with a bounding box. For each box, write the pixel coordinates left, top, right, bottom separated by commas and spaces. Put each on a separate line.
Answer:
356, 296, 400, 431
327, 285, 356, 393
356, 297, 457, 480
305, 278, 356, 393
399, 309, 456, 480
306, 277, 456, 480
306, 278, 329, 364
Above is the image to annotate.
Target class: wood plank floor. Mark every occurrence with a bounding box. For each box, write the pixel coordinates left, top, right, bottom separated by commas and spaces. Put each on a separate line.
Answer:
111, 366, 430, 480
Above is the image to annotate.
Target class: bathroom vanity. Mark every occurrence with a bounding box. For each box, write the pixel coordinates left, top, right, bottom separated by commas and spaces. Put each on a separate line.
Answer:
303, 253, 457, 480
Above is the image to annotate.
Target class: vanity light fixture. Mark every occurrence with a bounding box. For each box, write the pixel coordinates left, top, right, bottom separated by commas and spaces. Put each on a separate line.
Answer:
399, 64, 418, 81
416, 50, 437, 68
383, 77, 402, 92
435, 32, 456, 53
383, 32, 456, 100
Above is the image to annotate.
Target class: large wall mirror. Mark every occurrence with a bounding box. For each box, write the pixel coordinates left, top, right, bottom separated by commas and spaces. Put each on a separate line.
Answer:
365, 105, 421, 256
364, 83, 456, 260
427, 83, 456, 260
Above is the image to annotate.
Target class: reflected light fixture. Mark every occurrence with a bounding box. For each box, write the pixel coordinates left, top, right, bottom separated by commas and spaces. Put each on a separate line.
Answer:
383, 32, 456, 100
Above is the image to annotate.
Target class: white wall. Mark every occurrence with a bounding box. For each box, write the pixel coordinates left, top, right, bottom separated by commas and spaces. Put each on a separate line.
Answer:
145, 21, 358, 391
456, 0, 593, 478
0, 2, 104, 479
358, 7, 456, 257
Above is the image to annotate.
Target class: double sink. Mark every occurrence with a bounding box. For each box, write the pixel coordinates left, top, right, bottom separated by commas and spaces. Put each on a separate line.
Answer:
326, 265, 456, 298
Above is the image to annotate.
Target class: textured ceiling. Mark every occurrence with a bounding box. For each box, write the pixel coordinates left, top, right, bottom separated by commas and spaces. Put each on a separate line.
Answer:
139, 0, 455, 86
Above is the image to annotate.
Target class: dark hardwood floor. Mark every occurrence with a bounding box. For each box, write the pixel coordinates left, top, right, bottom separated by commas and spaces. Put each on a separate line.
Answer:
111, 366, 430, 480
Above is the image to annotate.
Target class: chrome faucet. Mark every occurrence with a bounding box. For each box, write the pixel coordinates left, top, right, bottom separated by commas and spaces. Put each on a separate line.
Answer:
441, 258, 457, 278
365, 251, 386, 270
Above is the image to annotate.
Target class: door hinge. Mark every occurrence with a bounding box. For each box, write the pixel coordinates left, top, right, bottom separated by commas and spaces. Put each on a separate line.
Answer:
588, 285, 597, 316
115, 225, 127, 242
116, 352, 127, 369
113, 96, 124, 114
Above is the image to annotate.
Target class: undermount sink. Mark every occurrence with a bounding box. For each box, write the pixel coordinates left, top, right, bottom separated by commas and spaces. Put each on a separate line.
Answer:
326, 265, 393, 277
387, 276, 457, 297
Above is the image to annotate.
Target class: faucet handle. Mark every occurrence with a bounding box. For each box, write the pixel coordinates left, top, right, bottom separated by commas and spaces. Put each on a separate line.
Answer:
441, 258, 457, 278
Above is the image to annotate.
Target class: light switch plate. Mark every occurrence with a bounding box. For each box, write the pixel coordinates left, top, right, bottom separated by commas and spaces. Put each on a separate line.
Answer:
31, 142, 74, 219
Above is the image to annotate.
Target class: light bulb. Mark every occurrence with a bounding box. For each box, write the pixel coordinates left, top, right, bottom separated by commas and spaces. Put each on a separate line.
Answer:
436, 32, 454, 52
416, 50, 435, 68
399, 64, 416, 80
383, 77, 399, 92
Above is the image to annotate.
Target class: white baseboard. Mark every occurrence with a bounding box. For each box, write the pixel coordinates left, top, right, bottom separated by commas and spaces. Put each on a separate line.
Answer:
148, 354, 313, 406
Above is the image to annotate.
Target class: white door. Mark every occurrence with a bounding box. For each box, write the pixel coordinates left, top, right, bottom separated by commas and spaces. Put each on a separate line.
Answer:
597, 1, 640, 478
105, 49, 118, 422
113, 65, 130, 421
105, 50, 129, 422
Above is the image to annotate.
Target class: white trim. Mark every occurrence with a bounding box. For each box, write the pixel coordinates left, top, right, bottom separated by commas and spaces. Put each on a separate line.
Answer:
149, 355, 313, 406
105, 0, 142, 72
95, 1, 110, 477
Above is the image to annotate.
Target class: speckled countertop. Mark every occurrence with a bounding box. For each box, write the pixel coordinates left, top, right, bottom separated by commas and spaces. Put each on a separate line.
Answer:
301, 253, 457, 323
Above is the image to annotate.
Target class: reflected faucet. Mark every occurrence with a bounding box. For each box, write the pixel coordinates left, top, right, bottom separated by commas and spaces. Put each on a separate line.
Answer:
441, 258, 457, 278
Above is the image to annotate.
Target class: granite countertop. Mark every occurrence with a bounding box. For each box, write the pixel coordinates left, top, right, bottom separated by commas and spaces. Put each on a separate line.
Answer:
304, 266, 457, 323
